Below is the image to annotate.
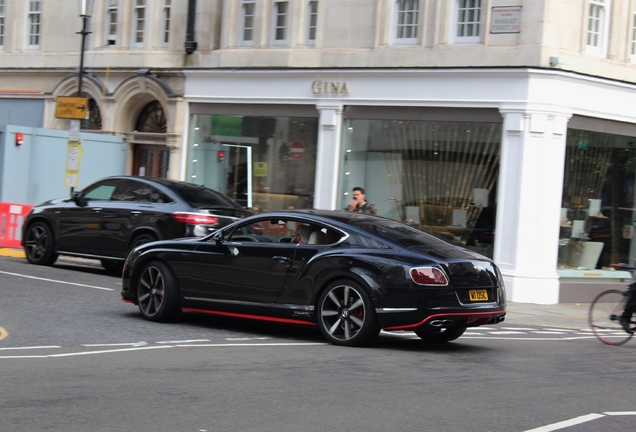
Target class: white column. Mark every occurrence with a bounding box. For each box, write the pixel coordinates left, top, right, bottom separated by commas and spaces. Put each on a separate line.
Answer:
314, 104, 343, 210
495, 107, 571, 304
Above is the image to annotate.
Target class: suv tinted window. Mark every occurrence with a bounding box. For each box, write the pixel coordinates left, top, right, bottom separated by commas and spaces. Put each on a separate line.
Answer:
113, 180, 172, 203
82, 180, 120, 201
169, 182, 242, 208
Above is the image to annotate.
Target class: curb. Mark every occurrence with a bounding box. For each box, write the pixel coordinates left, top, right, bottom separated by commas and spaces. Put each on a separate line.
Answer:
0, 248, 26, 259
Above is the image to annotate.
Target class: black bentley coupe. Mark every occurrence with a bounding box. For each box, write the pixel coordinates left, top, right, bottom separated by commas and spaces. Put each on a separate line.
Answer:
121, 210, 506, 346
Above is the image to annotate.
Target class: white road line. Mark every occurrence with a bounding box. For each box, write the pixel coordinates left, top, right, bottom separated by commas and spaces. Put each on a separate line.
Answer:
175, 342, 327, 347
487, 331, 525, 334
0, 342, 327, 359
605, 411, 636, 415
0, 345, 61, 351
523, 413, 605, 431
0, 270, 114, 291
531, 331, 569, 334
156, 339, 211, 344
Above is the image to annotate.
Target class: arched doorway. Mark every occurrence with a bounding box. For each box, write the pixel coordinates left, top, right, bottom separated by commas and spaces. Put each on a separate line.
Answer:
131, 101, 171, 178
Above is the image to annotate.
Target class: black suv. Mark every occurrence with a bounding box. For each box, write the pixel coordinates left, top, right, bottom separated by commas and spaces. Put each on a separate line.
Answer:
22, 176, 251, 271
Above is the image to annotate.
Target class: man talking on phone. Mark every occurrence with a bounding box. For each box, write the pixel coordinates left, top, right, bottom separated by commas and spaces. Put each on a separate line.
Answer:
345, 187, 378, 215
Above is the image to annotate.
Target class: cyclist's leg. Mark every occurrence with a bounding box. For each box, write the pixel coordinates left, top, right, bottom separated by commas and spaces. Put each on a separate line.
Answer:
621, 283, 636, 317
619, 283, 636, 332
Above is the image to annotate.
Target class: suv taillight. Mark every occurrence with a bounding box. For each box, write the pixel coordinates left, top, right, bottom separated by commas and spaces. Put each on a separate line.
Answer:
172, 212, 219, 226
409, 267, 449, 286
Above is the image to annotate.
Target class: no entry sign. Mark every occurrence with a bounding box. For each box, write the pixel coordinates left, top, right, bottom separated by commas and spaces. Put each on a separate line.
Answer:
290, 141, 305, 160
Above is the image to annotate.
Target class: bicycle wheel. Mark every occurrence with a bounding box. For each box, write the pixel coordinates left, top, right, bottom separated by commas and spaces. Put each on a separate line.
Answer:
589, 289, 634, 346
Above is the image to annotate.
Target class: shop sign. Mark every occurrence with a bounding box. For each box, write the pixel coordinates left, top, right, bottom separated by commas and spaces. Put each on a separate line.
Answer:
290, 141, 304, 160
254, 162, 268, 177
311, 80, 349, 95
490, 6, 522, 34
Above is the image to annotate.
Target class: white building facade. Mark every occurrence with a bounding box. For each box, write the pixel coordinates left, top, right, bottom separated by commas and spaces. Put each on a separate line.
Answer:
3, 0, 636, 303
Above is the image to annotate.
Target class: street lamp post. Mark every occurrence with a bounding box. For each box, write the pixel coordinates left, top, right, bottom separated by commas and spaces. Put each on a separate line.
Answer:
68, 0, 94, 196
77, 0, 94, 99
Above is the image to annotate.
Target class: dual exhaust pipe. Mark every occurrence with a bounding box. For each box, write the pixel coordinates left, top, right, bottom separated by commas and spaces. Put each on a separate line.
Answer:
429, 319, 453, 327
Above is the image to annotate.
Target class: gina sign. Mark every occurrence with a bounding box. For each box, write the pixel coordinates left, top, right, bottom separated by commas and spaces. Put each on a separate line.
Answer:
311, 80, 349, 95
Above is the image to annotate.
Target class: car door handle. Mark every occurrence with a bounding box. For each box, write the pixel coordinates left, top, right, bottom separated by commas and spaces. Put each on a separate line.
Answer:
272, 256, 291, 263
92, 208, 102, 212
131, 211, 141, 216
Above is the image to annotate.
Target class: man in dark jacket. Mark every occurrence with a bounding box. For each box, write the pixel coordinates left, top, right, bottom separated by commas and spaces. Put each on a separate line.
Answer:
346, 187, 378, 215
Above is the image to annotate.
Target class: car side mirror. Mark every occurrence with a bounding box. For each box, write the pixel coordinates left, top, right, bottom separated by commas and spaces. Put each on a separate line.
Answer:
212, 230, 224, 245
71, 191, 87, 206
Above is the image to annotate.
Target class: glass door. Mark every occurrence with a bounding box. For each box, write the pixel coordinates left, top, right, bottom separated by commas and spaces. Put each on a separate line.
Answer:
224, 144, 252, 208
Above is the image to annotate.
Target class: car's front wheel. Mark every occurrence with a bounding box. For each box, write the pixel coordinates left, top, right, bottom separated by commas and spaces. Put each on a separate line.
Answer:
24, 221, 58, 266
415, 326, 467, 344
317, 279, 380, 347
136, 260, 181, 322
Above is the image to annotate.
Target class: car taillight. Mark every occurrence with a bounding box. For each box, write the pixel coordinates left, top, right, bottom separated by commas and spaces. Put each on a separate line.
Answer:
172, 212, 219, 226
409, 267, 449, 286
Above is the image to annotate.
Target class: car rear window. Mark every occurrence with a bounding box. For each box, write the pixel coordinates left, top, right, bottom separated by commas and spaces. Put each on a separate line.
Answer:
169, 182, 242, 208
348, 219, 454, 248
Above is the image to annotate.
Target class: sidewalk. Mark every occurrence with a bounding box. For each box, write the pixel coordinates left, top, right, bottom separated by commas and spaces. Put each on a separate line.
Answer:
0, 247, 591, 329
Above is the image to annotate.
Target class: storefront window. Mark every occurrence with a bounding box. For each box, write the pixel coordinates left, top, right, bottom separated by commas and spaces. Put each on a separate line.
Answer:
188, 114, 318, 212
559, 129, 636, 270
340, 119, 501, 257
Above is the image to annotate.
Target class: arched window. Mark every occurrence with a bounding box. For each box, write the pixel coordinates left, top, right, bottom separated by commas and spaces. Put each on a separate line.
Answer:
135, 100, 166, 133
83, 98, 102, 130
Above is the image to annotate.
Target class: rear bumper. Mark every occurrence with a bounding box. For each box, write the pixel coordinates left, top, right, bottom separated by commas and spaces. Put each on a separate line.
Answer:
380, 309, 506, 331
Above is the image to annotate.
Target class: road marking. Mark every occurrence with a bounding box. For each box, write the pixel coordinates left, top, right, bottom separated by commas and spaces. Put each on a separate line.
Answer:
0, 345, 61, 350
0, 326, 7, 341
175, 342, 327, 347
0, 342, 327, 359
0, 270, 114, 291
524, 413, 605, 431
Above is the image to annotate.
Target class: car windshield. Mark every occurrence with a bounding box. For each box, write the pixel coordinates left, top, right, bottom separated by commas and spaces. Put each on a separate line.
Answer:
167, 182, 242, 208
348, 218, 455, 248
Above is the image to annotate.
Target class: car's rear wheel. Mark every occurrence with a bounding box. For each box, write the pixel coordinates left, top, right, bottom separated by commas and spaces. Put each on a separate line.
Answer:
130, 233, 157, 250
101, 259, 124, 276
415, 326, 467, 344
24, 221, 58, 266
317, 279, 380, 347
136, 260, 181, 322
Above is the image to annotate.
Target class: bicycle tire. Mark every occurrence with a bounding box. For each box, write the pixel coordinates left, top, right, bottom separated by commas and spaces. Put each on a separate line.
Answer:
589, 289, 634, 346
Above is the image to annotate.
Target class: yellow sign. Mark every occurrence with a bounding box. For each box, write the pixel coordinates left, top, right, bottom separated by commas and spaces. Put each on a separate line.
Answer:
254, 162, 268, 177
64, 140, 83, 187
56, 96, 89, 119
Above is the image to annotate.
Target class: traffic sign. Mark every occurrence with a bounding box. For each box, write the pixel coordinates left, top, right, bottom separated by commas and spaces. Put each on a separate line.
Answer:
290, 141, 305, 160
56, 96, 89, 120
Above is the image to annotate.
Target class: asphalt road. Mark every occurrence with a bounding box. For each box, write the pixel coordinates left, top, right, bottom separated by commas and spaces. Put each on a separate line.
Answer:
1, 256, 635, 432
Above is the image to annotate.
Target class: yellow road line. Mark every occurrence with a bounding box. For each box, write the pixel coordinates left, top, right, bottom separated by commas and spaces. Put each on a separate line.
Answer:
0, 248, 26, 258
0, 326, 8, 341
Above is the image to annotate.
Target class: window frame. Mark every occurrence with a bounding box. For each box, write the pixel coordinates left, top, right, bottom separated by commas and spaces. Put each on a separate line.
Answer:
105, 0, 118, 46
631, 2, 636, 60
306, 0, 318, 46
450, 0, 482, 45
586, 0, 610, 57
131, 0, 146, 48
239, 0, 256, 47
162, 0, 171, 46
0, 0, 6, 49
391, 0, 419, 46
26, 0, 42, 49
271, 1, 288, 46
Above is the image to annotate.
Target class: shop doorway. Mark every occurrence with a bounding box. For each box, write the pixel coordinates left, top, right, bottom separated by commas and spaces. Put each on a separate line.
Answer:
224, 144, 252, 208
133, 144, 170, 177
